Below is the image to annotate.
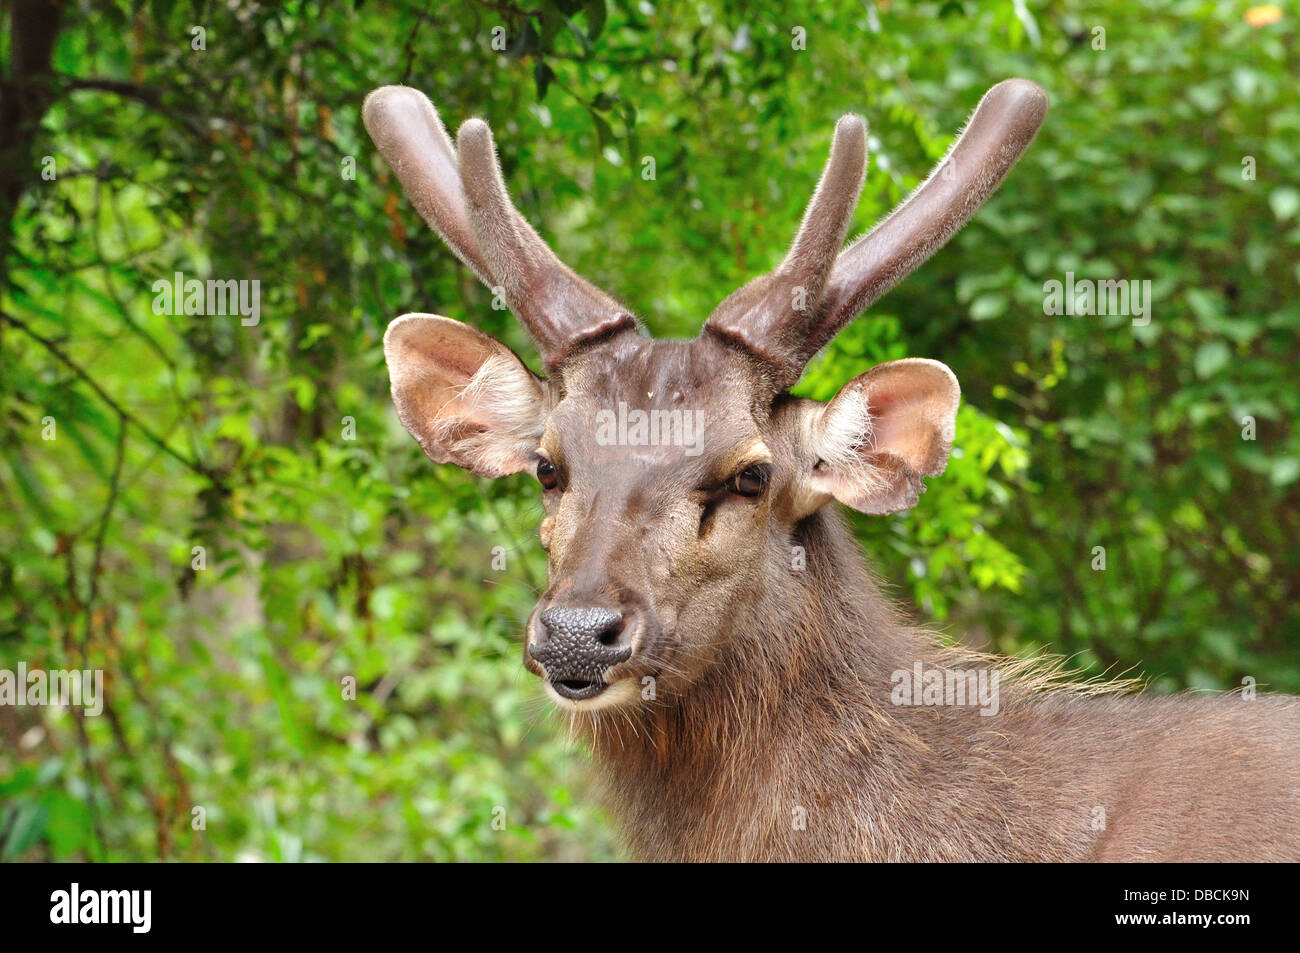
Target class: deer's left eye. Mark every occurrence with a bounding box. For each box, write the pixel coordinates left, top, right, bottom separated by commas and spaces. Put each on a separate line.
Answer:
536, 458, 559, 491
728, 466, 769, 499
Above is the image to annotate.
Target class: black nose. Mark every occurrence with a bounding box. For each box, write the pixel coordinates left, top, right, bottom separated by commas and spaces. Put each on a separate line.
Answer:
530, 606, 632, 699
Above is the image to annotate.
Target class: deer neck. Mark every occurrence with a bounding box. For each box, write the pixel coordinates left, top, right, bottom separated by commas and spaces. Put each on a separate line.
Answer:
581, 506, 987, 858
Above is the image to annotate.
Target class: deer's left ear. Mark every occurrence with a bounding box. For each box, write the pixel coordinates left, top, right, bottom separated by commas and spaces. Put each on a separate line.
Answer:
801, 358, 960, 516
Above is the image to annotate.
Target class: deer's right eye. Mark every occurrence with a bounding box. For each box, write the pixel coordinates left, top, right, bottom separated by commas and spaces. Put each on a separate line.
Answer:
536, 458, 559, 491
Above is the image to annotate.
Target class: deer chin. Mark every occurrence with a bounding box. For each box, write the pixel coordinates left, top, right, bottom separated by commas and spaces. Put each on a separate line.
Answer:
543, 676, 640, 712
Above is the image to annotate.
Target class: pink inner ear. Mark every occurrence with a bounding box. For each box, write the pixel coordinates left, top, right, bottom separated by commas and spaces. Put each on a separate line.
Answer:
868, 383, 925, 459
383, 314, 547, 478
859, 360, 959, 476
393, 322, 493, 384
871, 420, 923, 471
422, 347, 484, 384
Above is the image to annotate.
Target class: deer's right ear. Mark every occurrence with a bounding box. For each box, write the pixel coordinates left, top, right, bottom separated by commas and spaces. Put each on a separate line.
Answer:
383, 314, 548, 478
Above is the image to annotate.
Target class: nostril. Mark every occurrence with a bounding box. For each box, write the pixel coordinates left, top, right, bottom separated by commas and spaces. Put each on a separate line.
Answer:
597, 619, 623, 646
539, 605, 623, 642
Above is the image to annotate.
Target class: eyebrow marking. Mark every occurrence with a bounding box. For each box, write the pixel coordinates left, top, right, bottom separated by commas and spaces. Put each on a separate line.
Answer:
716, 438, 772, 480
538, 422, 562, 462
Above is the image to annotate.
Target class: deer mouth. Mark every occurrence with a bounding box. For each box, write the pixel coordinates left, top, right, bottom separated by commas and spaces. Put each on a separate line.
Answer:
551, 678, 607, 701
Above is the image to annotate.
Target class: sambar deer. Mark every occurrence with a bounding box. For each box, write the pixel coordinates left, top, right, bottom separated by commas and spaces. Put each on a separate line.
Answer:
362, 79, 1300, 861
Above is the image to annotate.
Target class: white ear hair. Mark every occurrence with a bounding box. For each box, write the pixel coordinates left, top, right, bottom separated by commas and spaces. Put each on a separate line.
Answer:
810, 385, 888, 498
431, 351, 549, 476
801, 358, 960, 516
383, 313, 547, 478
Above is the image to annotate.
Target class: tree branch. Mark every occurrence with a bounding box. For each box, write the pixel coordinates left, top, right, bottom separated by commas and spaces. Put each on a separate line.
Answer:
0, 309, 221, 485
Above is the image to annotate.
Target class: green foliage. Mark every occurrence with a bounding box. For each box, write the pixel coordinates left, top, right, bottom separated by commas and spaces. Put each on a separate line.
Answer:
1, 0, 1296, 860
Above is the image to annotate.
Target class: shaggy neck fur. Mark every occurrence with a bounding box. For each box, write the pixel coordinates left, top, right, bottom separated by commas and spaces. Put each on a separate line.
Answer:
568, 507, 1300, 862
574, 508, 1122, 861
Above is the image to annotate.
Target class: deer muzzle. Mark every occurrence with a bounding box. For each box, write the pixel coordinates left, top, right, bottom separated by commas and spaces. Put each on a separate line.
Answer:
528, 605, 635, 700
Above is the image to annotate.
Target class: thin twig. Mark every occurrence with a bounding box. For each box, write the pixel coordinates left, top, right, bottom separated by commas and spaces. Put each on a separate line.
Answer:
70, 414, 126, 860
0, 309, 218, 485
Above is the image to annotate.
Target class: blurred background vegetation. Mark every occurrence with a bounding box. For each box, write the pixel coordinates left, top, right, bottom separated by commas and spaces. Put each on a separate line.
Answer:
1, 0, 1296, 861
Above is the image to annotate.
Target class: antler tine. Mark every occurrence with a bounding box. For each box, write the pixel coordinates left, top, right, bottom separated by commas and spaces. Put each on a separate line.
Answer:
364, 86, 639, 371
362, 86, 495, 285
704, 115, 867, 386
808, 78, 1049, 358
784, 116, 869, 293
456, 118, 639, 370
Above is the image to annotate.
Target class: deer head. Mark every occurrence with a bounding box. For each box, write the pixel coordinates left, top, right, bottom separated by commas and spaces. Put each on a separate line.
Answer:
364, 80, 1048, 712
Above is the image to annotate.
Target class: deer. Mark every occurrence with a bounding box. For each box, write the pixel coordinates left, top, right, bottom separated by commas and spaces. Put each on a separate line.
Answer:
361, 79, 1300, 862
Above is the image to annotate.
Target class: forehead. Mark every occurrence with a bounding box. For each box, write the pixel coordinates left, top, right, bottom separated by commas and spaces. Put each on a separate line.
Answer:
543, 335, 766, 477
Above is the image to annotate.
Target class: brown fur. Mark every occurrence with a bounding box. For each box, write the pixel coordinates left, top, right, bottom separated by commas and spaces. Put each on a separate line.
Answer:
364, 81, 1300, 862
574, 500, 1300, 861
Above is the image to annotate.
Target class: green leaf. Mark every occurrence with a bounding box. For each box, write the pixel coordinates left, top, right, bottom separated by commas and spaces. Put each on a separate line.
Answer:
1269, 187, 1300, 222
583, 0, 607, 42
1271, 457, 1300, 487
591, 112, 615, 153
969, 292, 1007, 321
1194, 340, 1230, 379
534, 61, 556, 101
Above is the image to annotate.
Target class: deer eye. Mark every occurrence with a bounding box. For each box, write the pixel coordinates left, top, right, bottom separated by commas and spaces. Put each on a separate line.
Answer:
728, 465, 769, 499
536, 458, 559, 491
